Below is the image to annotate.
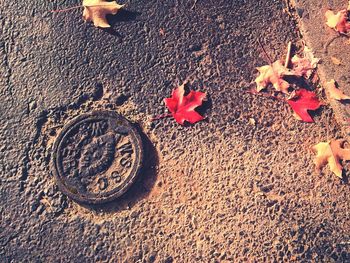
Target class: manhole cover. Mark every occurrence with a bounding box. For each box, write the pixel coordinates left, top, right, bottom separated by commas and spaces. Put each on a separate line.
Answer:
52, 111, 143, 204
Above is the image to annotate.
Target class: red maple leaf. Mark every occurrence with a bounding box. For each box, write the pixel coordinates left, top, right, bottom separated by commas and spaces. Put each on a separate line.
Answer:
287, 89, 322, 123
164, 84, 206, 125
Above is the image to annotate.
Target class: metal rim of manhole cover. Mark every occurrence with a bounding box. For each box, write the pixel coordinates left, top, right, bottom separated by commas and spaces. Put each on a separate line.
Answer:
52, 111, 143, 205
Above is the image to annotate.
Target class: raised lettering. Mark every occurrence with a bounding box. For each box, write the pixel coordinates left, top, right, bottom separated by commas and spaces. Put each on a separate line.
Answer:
97, 177, 108, 191
118, 142, 133, 155
111, 171, 122, 183
120, 157, 132, 168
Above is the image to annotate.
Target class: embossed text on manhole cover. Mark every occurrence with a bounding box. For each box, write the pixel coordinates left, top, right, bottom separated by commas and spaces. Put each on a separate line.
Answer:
52, 111, 143, 204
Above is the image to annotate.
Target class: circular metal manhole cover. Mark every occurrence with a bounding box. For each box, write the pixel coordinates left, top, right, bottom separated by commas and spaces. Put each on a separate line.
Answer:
52, 111, 143, 204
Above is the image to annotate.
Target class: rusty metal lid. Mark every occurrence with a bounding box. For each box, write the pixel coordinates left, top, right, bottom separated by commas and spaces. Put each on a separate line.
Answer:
52, 111, 143, 204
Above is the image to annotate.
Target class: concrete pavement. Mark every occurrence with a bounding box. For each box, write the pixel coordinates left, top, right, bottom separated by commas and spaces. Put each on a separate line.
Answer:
292, 0, 350, 138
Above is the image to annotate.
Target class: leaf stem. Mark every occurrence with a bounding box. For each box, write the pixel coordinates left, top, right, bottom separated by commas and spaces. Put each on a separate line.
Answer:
284, 41, 292, 68
51, 4, 122, 13
257, 39, 273, 64
51, 5, 83, 13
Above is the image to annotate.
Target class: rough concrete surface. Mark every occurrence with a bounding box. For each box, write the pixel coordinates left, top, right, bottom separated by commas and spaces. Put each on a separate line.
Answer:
1, 0, 350, 262
292, 0, 350, 138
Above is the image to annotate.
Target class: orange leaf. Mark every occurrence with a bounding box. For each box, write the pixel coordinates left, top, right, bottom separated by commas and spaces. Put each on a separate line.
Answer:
325, 79, 350, 100
164, 84, 206, 125
83, 0, 124, 28
312, 140, 350, 178
255, 60, 297, 93
325, 9, 350, 33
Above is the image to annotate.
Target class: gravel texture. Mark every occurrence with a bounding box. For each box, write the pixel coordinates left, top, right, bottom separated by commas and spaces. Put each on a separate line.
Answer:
1, 0, 350, 262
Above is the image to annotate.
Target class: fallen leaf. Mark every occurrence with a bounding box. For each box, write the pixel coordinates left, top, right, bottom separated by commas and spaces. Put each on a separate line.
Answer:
248, 118, 256, 126
325, 9, 350, 33
164, 84, 206, 125
291, 55, 311, 76
325, 79, 350, 100
303, 46, 320, 68
255, 60, 297, 93
287, 89, 322, 122
331, 56, 342, 65
83, 0, 124, 28
291, 46, 320, 78
312, 140, 350, 178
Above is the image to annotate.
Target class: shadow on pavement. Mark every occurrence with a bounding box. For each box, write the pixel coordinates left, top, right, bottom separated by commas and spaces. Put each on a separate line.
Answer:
103, 10, 141, 37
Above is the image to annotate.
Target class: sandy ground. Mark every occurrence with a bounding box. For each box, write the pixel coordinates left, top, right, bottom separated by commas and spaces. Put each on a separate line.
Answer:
1, 0, 350, 262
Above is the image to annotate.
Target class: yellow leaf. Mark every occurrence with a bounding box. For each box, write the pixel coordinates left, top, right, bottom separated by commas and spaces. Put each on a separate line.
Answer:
83, 0, 124, 28
331, 56, 342, 65
312, 140, 350, 178
255, 60, 296, 94
325, 79, 350, 100
325, 9, 350, 33
325, 10, 341, 28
